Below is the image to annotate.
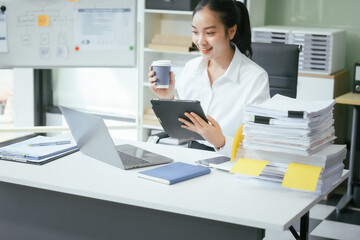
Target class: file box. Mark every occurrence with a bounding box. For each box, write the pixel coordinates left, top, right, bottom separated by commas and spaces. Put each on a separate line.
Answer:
252, 26, 346, 75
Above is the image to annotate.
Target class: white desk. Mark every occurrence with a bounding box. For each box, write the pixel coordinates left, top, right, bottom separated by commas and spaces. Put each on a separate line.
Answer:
0, 139, 348, 240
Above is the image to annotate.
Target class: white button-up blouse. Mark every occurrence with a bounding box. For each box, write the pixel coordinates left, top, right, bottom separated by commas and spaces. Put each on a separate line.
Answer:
176, 46, 270, 156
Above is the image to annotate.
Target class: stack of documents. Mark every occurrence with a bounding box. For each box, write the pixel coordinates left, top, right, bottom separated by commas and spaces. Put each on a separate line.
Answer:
148, 34, 197, 53
243, 94, 336, 156
213, 144, 346, 194
239, 144, 345, 194
0, 135, 78, 164
216, 95, 346, 194
143, 107, 161, 127
233, 162, 344, 195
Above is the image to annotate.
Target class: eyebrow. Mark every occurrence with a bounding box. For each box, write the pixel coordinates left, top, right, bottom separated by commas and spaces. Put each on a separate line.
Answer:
191, 25, 217, 30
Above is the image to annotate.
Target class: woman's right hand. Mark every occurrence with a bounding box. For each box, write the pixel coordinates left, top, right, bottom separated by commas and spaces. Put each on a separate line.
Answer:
148, 65, 175, 99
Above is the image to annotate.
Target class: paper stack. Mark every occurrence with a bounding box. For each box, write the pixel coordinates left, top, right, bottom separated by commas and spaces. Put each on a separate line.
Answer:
232, 144, 346, 194
228, 94, 346, 194
143, 107, 161, 127
213, 145, 347, 194
148, 34, 198, 53
243, 94, 336, 156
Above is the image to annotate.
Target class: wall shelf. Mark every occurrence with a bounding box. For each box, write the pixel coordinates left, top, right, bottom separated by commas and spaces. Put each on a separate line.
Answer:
144, 9, 193, 15
144, 48, 199, 56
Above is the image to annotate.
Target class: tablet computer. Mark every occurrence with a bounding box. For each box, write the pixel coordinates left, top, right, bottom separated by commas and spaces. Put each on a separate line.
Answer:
150, 99, 207, 140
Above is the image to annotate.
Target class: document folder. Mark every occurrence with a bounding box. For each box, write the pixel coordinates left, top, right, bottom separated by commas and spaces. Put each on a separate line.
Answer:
0, 135, 78, 164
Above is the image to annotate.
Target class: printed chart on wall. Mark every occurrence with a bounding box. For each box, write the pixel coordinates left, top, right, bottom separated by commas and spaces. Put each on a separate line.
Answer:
0, 0, 137, 67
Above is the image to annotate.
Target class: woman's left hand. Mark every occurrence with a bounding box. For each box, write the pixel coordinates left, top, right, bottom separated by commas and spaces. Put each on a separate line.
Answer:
179, 112, 225, 149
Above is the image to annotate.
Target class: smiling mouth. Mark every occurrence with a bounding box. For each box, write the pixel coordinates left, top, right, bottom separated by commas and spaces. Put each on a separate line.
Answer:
200, 47, 213, 54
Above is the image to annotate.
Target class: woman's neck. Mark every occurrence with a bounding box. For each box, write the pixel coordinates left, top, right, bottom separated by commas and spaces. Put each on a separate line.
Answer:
207, 46, 235, 85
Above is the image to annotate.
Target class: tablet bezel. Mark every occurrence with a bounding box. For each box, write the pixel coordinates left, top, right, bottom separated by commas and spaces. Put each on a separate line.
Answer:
150, 99, 208, 140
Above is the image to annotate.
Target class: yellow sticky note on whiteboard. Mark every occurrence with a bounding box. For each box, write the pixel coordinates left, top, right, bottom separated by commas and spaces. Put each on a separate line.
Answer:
230, 158, 269, 176
38, 15, 49, 27
282, 163, 322, 192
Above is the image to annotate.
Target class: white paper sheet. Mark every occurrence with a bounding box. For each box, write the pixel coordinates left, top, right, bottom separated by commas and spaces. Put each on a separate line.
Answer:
74, 8, 135, 50
244, 94, 335, 119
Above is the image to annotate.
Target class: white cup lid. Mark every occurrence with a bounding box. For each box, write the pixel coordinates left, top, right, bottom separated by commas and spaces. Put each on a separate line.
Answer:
152, 60, 171, 66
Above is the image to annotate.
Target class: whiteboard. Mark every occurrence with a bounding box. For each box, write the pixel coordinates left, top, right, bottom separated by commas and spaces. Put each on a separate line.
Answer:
0, 0, 137, 68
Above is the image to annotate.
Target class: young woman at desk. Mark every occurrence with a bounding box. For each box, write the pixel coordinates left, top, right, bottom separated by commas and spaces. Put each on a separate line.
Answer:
148, 0, 270, 156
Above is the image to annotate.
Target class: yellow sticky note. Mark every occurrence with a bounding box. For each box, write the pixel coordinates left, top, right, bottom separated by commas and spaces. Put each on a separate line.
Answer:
282, 163, 322, 192
38, 15, 49, 27
68, 0, 79, 2
230, 158, 269, 176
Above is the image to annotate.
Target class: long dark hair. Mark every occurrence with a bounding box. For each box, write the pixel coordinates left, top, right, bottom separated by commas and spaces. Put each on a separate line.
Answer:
193, 0, 252, 58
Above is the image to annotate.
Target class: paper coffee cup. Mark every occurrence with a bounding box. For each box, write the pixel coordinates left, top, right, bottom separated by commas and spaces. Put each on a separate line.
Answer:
152, 60, 171, 88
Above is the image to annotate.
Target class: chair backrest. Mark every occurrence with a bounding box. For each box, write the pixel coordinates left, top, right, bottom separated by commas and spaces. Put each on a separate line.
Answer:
251, 42, 300, 98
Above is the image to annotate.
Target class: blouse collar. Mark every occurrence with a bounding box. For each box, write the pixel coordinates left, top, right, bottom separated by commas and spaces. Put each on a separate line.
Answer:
197, 44, 243, 83
223, 44, 242, 83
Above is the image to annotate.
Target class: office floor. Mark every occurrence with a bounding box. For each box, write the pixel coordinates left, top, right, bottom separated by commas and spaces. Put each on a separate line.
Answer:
264, 185, 360, 240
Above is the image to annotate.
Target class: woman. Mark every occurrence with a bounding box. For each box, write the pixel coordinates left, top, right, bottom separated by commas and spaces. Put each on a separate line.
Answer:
148, 0, 270, 156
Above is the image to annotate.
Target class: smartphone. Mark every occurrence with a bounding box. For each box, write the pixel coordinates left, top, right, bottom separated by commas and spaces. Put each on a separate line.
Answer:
195, 156, 230, 167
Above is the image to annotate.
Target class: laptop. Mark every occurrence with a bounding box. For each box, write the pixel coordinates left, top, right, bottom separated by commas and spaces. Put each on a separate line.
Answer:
59, 106, 173, 170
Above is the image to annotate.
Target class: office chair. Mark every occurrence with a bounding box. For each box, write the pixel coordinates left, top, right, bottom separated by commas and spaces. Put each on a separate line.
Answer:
251, 42, 300, 98
148, 42, 301, 151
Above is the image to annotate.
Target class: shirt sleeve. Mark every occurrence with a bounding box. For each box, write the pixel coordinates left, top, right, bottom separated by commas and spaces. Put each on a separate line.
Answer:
246, 71, 270, 106
214, 135, 234, 157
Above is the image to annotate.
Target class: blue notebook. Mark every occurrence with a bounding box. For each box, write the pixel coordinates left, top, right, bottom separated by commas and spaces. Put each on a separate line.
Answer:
138, 162, 211, 185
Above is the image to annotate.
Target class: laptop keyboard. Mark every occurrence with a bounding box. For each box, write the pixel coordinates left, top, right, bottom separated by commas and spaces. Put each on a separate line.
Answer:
118, 151, 149, 166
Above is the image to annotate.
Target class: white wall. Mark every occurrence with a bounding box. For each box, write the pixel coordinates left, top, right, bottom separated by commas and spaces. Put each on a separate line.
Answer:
0, 68, 35, 142
51, 68, 138, 119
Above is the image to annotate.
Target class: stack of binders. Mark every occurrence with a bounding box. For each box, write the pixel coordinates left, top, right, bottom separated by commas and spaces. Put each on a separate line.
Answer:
233, 94, 346, 194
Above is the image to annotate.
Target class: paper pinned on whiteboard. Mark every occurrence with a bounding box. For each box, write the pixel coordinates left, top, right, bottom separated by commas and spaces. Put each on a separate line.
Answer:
39, 47, 51, 59
74, 8, 135, 51
57, 46, 68, 58
0, 11, 8, 53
